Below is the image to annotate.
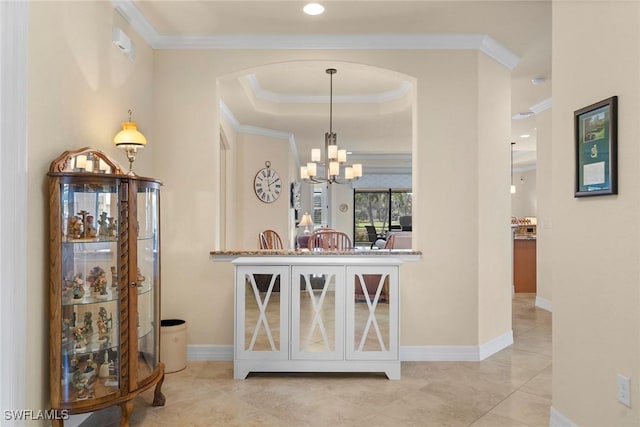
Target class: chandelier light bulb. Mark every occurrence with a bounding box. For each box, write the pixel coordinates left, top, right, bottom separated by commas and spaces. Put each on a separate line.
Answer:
328, 145, 338, 160
338, 149, 347, 163
345, 167, 354, 180
306, 162, 317, 177
329, 161, 339, 176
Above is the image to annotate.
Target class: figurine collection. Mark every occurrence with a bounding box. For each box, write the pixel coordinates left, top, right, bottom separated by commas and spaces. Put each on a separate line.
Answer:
62, 304, 116, 400
66, 210, 116, 240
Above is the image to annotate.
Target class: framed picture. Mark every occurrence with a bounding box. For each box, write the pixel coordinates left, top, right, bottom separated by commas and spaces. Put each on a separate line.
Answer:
574, 96, 618, 197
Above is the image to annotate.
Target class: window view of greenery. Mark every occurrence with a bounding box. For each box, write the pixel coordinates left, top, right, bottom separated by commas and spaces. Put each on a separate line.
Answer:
354, 190, 412, 247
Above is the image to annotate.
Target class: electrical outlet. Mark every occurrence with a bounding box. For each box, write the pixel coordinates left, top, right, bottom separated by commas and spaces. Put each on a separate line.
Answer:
617, 374, 631, 407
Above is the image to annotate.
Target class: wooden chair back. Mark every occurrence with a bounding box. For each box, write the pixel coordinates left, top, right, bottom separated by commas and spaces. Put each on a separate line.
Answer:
259, 229, 284, 249
308, 229, 353, 251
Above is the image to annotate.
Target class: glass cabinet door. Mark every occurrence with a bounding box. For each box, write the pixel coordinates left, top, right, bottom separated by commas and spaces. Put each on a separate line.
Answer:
236, 266, 289, 360
346, 266, 398, 360
134, 182, 161, 384
291, 266, 344, 360
59, 181, 121, 403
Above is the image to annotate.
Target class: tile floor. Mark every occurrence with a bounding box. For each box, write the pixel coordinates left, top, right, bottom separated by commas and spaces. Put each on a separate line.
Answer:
83, 293, 551, 427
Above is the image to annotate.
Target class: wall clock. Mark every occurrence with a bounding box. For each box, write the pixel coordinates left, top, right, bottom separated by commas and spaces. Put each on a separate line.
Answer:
253, 161, 282, 203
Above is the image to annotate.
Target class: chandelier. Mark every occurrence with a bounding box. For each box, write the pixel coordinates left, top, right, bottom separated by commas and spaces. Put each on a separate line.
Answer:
300, 68, 363, 184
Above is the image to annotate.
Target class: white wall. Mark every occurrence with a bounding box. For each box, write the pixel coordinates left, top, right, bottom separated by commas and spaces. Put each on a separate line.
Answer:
477, 53, 512, 344
328, 183, 354, 234
153, 49, 512, 349
235, 133, 292, 249
552, 2, 640, 425
23, 7, 514, 412
535, 109, 552, 307
511, 168, 537, 219
27, 0, 155, 417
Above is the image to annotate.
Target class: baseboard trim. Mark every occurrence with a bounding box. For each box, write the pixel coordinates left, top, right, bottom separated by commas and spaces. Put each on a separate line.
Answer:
479, 330, 514, 360
550, 407, 578, 427
400, 330, 513, 362
187, 332, 514, 363
188, 345, 233, 361
535, 296, 553, 312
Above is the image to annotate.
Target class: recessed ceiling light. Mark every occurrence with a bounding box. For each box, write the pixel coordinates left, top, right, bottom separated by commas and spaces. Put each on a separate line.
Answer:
303, 3, 324, 15
520, 134, 531, 138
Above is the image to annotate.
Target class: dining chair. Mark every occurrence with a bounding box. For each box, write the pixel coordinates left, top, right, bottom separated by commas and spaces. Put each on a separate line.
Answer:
306, 228, 335, 250
259, 229, 284, 249
383, 234, 395, 249
308, 229, 352, 251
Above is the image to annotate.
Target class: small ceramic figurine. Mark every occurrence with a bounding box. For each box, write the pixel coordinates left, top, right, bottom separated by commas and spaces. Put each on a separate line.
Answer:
71, 369, 93, 400
69, 355, 79, 373
67, 216, 83, 239
72, 274, 84, 300
107, 217, 116, 237
97, 307, 109, 344
98, 212, 109, 237
77, 210, 89, 238
83, 312, 93, 338
85, 215, 97, 238
72, 326, 86, 352
85, 354, 97, 377
88, 266, 107, 296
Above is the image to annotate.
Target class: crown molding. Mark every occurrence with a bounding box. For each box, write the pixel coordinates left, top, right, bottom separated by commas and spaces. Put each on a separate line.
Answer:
220, 100, 300, 167
530, 97, 552, 114
246, 74, 412, 104
220, 100, 292, 140
111, 1, 519, 70
112, 0, 160, 46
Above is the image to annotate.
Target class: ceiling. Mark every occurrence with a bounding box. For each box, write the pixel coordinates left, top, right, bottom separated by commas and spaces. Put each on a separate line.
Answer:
124, 0, 552, 172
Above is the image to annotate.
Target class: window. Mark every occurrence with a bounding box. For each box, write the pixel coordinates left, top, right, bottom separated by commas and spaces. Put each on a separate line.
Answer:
312, 184, 325, 226
353, 189, 412, 247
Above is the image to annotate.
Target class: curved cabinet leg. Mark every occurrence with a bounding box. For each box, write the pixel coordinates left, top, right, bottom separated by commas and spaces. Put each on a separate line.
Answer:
120, 400, 134, 427
152, 372, 166, 406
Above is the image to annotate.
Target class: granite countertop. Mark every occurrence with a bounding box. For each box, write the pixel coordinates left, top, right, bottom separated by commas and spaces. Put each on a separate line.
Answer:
514, 235, 537, 240
210, 249, 422, 257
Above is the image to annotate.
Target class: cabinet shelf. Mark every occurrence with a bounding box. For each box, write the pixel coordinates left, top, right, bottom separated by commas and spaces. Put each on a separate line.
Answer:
62, 330, 119, 357
63, 237, 118, 244
48, 147, 165, 427
63, 291, 119, 306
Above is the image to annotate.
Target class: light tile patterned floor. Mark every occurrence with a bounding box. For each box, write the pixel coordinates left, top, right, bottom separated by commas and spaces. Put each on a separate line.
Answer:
83, 293, 551, 426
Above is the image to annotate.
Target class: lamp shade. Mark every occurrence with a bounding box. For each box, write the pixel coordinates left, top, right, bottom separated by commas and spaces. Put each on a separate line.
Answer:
299, 213, 313, 233
114, 121, 147, 147
299, 213, 313, 227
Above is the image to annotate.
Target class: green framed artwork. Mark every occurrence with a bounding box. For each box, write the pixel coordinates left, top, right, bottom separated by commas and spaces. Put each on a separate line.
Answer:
574, 96, 618, 197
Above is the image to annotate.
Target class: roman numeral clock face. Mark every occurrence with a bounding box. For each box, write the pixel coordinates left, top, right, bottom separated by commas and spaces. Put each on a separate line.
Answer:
253, 162, 282, 203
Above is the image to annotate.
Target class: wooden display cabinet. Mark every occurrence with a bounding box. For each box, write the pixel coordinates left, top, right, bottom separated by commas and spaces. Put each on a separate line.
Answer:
48, 148, 165, 426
